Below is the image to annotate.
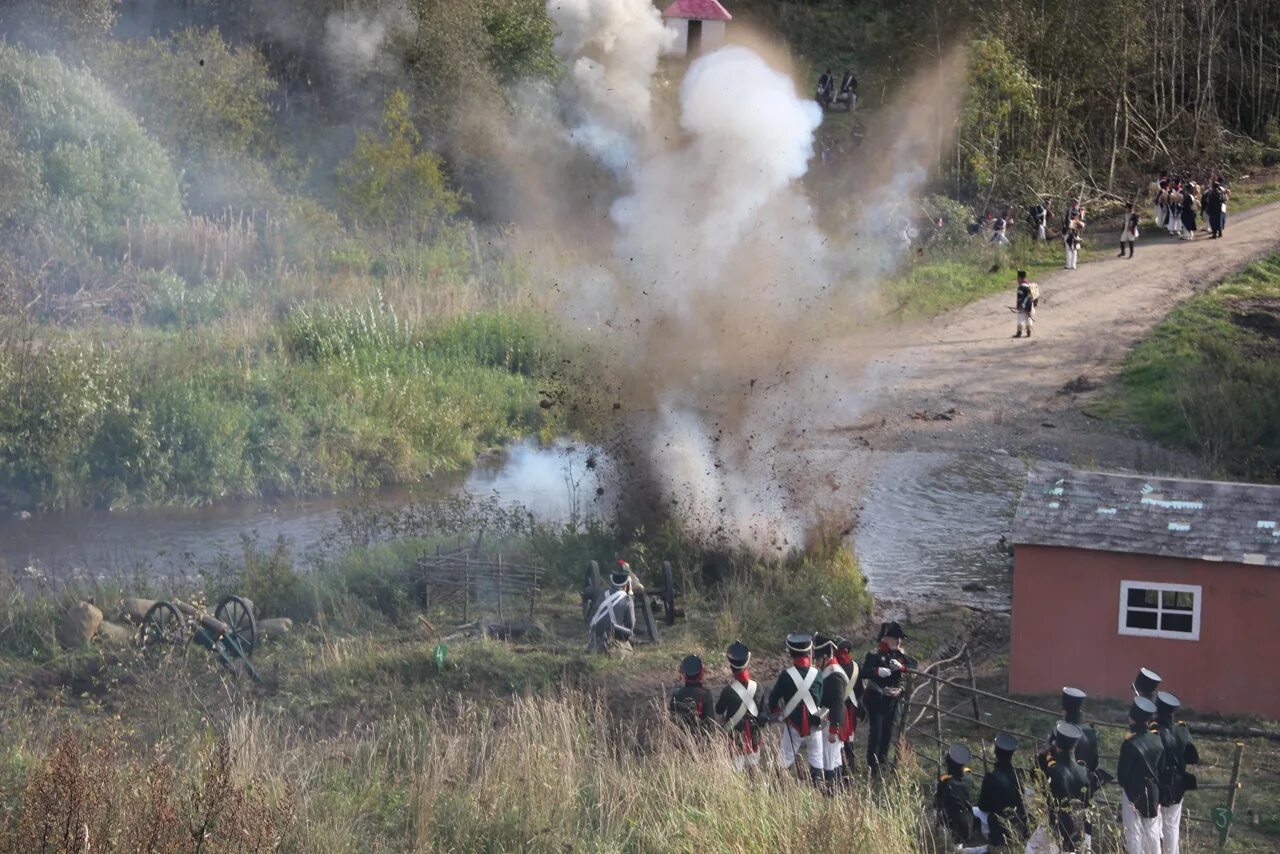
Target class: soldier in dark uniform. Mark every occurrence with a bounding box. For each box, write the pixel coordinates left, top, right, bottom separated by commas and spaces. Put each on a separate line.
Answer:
1118, 696, 1164, 854
767, 632, 825, 783
1155, 691, 1199, 854
715, 640, 767, 773
669, 654, 716, 734
1040, 721, 1091, 853
814, 633, 847, 790
934, 743, 977, 846
833, 637, 862, 779
976, 733, 1028, 850
860, 621, 915, 775
1132, 667, 1162, 701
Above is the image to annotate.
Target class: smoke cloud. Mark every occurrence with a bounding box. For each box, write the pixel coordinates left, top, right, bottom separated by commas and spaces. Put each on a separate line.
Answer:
323, 3, 410, 76
531, 1, 963, 551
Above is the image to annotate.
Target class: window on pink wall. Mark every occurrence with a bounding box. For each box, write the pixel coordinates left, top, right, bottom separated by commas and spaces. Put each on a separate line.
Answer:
1118, 581, 1201, 641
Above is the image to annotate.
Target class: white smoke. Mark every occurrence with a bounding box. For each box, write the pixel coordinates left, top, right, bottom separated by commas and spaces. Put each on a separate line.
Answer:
546, 0, 675, 170
323, 4, 409, 75
538, 2, 960, 551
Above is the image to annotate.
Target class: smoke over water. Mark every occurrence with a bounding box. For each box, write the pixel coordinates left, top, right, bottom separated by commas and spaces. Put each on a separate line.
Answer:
539, 0, 960, 551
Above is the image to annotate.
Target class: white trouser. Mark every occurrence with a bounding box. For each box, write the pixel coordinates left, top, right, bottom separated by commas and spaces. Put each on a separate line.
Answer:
1017, 308, 1035, 331
1037, 224, 1047, 241
778, 724, 822, 770
1065, 245, 1078, 268
1121, 794, 1161, 854
1160, 801, 1183, 854
732, 750, 761, 772
822, 736, 844, 771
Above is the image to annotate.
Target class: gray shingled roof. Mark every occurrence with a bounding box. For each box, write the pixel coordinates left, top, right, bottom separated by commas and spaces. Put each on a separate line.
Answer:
1012, 465, 1280, 566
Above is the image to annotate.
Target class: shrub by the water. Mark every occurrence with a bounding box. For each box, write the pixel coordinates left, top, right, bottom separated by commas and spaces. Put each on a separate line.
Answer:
0, 44, 182, 247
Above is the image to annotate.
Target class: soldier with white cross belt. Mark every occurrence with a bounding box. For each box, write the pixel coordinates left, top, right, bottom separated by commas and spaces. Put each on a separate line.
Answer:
587, 561, 636, 653
715, 640, 768, 773
766, 632, 826, 784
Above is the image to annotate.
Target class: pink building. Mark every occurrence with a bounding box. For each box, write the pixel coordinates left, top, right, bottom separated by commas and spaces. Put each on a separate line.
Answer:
662, 0, 731, 57
1010, 465, 1280, 719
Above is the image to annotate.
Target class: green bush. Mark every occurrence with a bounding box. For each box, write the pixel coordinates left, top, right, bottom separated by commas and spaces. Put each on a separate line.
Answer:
139, 269, 248, 328
0, 45, 182, 246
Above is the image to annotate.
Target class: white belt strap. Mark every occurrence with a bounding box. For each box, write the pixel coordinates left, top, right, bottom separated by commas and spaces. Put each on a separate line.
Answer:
781, 666, 819, 719
590, 589, 627, 630
728, 679, 758, 728
845, 663, 860, 706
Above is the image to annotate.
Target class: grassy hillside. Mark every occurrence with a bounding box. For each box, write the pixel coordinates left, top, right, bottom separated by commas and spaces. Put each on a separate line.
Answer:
1110, 252, 1280, 481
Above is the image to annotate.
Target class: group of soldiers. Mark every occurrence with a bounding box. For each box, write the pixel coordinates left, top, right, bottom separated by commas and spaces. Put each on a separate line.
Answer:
660, 615, 1199, 854
933, 667, 1199, 854
1150, 172, 1231, 241
668, 623, 916, 785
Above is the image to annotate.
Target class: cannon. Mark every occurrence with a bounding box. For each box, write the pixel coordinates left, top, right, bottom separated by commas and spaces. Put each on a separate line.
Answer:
580, 560, 680, 645
137, 594, 260, 682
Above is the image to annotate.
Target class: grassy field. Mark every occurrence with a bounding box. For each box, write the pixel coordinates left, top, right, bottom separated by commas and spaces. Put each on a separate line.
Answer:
1097, 252, 1280, 482
4, 518, 1279, 851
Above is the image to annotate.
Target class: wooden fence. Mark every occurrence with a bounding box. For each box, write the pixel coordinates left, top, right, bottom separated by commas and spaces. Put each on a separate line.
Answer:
416, 545, 543, 623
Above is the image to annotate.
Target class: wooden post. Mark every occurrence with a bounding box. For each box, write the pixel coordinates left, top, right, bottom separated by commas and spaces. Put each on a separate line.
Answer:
1222, 742, 1244, 847
933, 677, 945, 765
497, 554, 505, 623
530, 566, 538, 619
966, 651, 983, 724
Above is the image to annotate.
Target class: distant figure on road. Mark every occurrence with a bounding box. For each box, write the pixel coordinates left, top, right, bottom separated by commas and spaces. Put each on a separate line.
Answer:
1120, 202, 1139, 258
1029, 199, 1049, 241
1204, 181, 1230, 238
1014, 270, 1039, 338
1063, 216, 1084, 269
1180, 183, 1199, 240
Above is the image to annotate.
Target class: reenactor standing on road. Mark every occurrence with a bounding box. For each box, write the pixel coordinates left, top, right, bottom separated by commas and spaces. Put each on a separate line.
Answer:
976, 733, 1028, 850
814, 633, 847, 790
860, 621, 915, 775
669, 654, 716, 734
1118, 696, 1165, 854
768, 632, 825, 784
1155, 691, 1200, 854
934, 743, 978, 847
715, 640, 767, 774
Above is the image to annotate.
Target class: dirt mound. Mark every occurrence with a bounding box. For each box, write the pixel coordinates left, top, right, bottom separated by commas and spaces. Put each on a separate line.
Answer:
1230, 298, 1280, 340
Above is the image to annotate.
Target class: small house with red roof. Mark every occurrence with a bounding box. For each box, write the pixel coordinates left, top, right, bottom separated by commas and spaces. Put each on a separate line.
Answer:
1010, 464, 1280, 719
662, 0, 731, 58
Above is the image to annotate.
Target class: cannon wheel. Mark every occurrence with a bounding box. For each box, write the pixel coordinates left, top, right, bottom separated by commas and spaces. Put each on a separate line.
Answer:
661, 561, 676, 626
215, 595, 257, 659
138, 601, 186, 657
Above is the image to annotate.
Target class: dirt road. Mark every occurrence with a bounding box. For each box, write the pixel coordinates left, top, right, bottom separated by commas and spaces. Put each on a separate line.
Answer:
831, 201, 1280, 471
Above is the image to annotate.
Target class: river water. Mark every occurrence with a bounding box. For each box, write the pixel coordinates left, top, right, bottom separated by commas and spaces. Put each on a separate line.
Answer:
1, 443, 1021, 603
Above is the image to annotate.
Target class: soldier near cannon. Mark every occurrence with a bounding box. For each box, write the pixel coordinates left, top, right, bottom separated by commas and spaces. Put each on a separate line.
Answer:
587, 561, 636, 653
669, 654, 716, 734
767, 632, 826, 784
715, 640, 767, 773
832, 637, 862, 780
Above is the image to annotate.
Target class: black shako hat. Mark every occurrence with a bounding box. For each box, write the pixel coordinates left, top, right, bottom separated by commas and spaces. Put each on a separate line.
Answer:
813, 633, 835, 657
1130, 696, 1158, 724
994, 733, 1018, 757
836, 637, 854, 653
786, 632, 814, 656
1062, 687, 1087, 712
1133, 667, 1163, 696
946, 744, 972, 769
610, 560, 631, 586
878, 621, 907, 640
1053, 721, 1083, 751
679, 654, 704, 680
726, 640, 750, 669
1156, 691, 1182, 716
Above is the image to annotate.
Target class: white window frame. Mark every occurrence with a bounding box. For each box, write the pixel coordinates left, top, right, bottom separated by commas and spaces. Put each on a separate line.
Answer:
1118, 581, 1202, 641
